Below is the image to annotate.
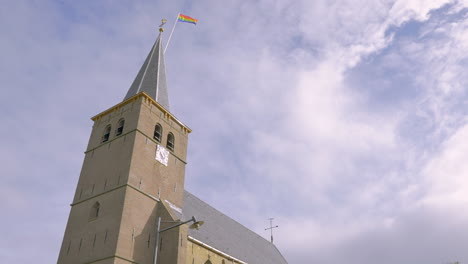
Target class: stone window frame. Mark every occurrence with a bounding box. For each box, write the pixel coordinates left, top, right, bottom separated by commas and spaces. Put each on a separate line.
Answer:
115, 118, 125, 136
167, 132, 175, 151
154, 123, 163, 142
102, 125, 111, 143
89, 201, 100, 221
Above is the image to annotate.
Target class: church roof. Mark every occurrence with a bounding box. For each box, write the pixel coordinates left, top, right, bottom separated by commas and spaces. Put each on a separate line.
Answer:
124, 31, 170, 110
182, 191, 288, 264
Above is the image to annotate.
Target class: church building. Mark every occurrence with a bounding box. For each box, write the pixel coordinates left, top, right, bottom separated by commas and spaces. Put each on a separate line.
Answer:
57, 25, 288, 264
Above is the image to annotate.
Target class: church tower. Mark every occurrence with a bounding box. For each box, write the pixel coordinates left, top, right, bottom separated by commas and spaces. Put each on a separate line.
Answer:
58, 28, 191, 264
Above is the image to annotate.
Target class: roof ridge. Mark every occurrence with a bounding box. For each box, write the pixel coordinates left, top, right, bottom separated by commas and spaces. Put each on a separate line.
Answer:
183, 190, 288, 263
185, 190, 261, 236
270, 241, 289, 263
183, 190, 286, 256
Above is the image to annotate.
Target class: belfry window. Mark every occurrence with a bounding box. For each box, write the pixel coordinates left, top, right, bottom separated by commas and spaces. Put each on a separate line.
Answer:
89, 202, 100, 221
154, 124, 162, 142
102, 125, 111, 143
167, 132, 175, 151
115, 119, 125, 136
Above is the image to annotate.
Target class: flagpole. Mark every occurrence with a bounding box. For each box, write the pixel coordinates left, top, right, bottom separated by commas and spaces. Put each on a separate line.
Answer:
164, 13, 180, 53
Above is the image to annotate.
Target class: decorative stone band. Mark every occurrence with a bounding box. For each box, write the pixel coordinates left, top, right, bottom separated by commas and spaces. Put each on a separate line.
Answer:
188, 236, 248, 264
70, 183, 160, 206
84, 128, 188, 164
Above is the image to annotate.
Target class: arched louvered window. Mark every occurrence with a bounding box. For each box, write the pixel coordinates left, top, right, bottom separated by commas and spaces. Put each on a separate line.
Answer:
115, 119, 125, 136
167, 132, 175, 151
102, 125, 111, 143
89, 202, 100, 221
154, 124, 162, 142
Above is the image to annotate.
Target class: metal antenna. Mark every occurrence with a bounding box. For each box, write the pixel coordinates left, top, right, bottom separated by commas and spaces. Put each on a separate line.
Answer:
264, 218, 279, 243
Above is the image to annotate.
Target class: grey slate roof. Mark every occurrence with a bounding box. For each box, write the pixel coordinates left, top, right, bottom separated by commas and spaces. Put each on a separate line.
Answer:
182, 191, 288, 264
124, 32, 170, 110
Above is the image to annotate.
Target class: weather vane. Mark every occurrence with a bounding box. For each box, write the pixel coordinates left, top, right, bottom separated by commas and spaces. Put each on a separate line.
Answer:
159, 19, 167, 32
265, 218, 279, 243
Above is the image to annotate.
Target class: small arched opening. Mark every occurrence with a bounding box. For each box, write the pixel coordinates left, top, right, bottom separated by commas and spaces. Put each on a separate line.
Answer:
167, 132, 175, 151
102, 125, 111, 143
89, 202, 100, 221
115, 119, 125, 136
154, 123, 163, 142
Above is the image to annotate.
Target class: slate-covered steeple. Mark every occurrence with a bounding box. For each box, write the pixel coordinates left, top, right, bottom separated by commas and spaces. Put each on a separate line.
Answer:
124, 29, 170, 110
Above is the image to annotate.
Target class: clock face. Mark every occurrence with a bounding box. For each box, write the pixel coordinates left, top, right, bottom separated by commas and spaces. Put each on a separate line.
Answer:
155, 145, 169, 166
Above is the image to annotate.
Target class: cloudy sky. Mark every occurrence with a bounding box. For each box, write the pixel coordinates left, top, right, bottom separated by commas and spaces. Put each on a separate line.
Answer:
2, 0, 468, 263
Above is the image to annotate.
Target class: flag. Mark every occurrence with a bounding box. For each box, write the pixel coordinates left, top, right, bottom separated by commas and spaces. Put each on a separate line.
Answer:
178, 14, 198, 25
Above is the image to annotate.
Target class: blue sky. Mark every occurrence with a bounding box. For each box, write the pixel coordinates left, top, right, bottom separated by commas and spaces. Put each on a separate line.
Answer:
2, 0, 468, 263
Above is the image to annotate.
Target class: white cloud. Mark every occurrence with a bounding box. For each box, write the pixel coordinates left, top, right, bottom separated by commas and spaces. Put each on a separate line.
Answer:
389, 0, 455, 24
421, 124, 468, 209
230, 1, 468, 263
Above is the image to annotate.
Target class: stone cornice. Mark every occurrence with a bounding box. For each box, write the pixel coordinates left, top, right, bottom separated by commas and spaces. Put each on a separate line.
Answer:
188, 236, 247, 264
91, 92, 192, 134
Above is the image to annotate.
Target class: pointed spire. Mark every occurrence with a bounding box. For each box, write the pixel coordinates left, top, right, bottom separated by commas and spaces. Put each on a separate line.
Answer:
124, 29, 170, 110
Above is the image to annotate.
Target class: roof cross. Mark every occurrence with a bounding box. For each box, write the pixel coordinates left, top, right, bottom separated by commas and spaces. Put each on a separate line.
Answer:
264, 218, 279, 243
